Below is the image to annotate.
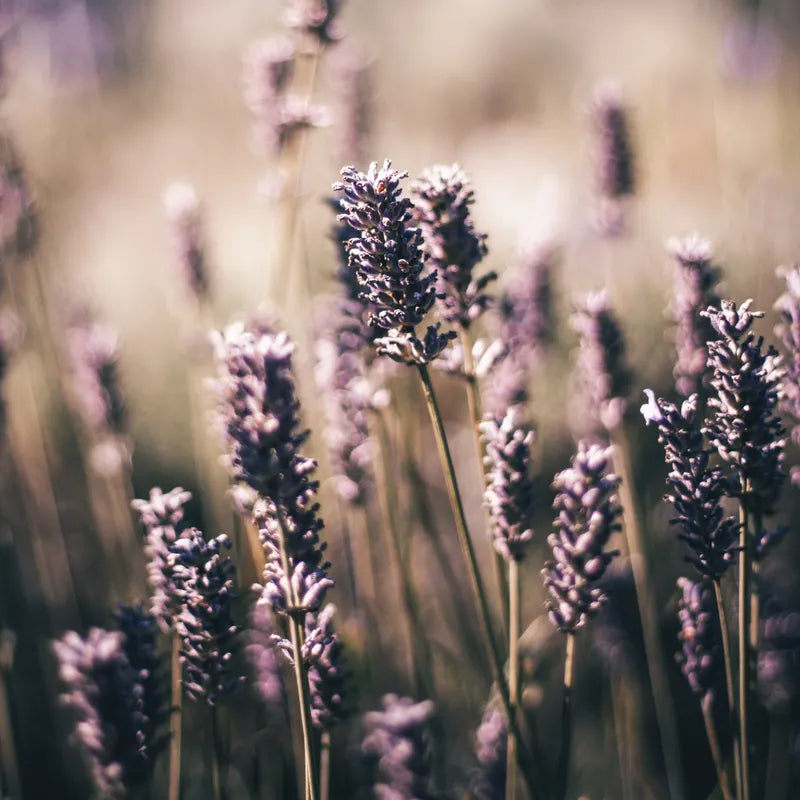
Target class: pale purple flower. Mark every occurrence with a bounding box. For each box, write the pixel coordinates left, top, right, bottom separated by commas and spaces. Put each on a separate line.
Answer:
246, 601, 287, 713
163, 182, 208, 301
0, 132, 37, 256
675, 578, 719, 702
284, 0, 343, 47
303, 603, 349, 729
471, 706, 506, 800
332, 46, 371, 166
774, 264, 800, 484
543, 442, 622, 633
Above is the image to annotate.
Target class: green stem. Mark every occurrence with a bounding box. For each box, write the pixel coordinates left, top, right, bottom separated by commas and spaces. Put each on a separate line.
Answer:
169, 633, 183, 800
612, 430, 686, 800
506, 558, 520, 800
701, 695, 734, 800
556, 633, 576, 800
738, 494, 752, 800
415, 364, 546, 800
461, 328, 509, 639
274, 506, 319, 800
714, 579, 741, 800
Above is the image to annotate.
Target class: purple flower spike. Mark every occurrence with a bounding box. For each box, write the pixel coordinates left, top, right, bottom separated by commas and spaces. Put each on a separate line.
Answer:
303, 603, 349, 730
702, 299, 785, 515
411, 164, 493, 329
774, 264, 800, 484
334, 159, 455, 364
362, 694, 436, 800
642, 390, 737, 580
163, 182, 209, 302
480, 409, 535, 562
675, 577, 719, 702
472, 706, 507, 800
543, 442, 622, 633
667, 234, 723, 397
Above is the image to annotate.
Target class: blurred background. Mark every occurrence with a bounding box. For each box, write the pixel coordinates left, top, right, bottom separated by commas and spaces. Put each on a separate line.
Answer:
1, 0, 800, 797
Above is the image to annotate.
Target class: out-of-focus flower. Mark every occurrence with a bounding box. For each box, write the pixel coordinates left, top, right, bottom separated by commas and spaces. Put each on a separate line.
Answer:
334, 159, 455, 364
362, 694, 436, 800
53, 628, 156, 798
774, 264, 800, 485
758, 596, 800, 716
471, 705, 506, 800
411, 164, 494, 330
246, 601, 287, 715
163, 182, 209, 302
480, 408, 535, 562
284, 0, 343, 48
675, 578, 719, 702
0, 132, 37, 256
543, 442, 621, 633
702, 299, 785, 515
667, 234, 722, 397
641, 390, 737, 580
332, 46, 371, 167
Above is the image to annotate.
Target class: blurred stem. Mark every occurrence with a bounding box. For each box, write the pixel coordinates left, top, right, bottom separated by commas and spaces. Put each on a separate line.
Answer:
612, 429, 685, 800
714, 579, 741, 800
374, 409, 435, 699
211, 705, 222, 800
461, 328, 509, 639
274, 506, 319, 800
169, 632, 183, 800
320, 730, 331, 800
701, 695, 734, 800
0, 651, 21, 800
610, 676, 633, 800
415, 363, 547, 800
506, 558, 520, 800
738, 492, 752, 800
556, 633, 575, 800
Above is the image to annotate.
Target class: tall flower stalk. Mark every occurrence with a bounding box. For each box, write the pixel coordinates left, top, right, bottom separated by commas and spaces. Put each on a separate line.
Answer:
334, 159, 544, 798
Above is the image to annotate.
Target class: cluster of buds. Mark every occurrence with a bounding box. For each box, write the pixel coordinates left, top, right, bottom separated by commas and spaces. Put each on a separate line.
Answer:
675, 578, 719, 703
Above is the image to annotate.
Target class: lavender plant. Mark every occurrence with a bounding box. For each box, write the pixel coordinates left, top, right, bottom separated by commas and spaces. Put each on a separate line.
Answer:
667, 235, 723, 397
774, 264, 800, 483
163, 182, 209, 303
471, 706, 507, 800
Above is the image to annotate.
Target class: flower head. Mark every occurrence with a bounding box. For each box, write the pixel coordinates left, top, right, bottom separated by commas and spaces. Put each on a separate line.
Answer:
471, 706, 507, 800
163, 182, 209, 301
774, 264, 800, 483
543, 442, 622, 633
675, 577, 719, 702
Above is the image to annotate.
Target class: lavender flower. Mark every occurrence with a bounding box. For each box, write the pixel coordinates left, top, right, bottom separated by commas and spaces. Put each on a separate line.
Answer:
163, 182, 209, 302
332, 46, 371, 166
543, 442, 622, 633
758, 600, 800, 716
243, 36, 327, 157
570, 291, 631, 437
774, 264, 800, 483
411, 164, 494, 329
702, 299, 786, 514
170, 529, 243, 705
471, 706, 507, 800
131, 487, 192, 630
334, 159, 455, 364
484, 240, 555, 414
303, 603, 349, 729
668, 234, 723, 396
589, 82, 636, 236
53, 629, 155, 798
362, 694, 437, 800
284, 0, 343, 47
641, 390, 737, 579
675, 578, 719, 702
246, 601, 287, 713
0, 132, 37, 256
480, 408, 535, 562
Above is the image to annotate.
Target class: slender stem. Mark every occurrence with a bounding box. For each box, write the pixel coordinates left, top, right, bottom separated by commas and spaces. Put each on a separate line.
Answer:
701, 695, 734, 800
211, 706, 222, 800
320, 730, 331, 800
274, 507, 319, 800
374, 409, 435, 699
610, 676, 633, 800
461, 328, 509, 638
738, 494, 752, 800
556, 633, 576, 800
169, 633, 183, 800
506, 558, 520, 800
415, 364, 547, 800
612, 430, 686, 800
714, 579, 741, 800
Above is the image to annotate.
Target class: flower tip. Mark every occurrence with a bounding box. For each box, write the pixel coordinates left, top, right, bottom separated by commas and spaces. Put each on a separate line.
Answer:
640, 389, 662, 425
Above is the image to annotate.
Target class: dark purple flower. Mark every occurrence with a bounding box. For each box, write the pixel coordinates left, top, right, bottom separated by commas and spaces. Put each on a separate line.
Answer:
303, 603, 349, 729
411, 164, 493, 329
570, 291, 632, 437
480, 408, 535, 562
667, 234, 723, 397
53, 628, 154, 798
675, 577, 719, 702
170, 529, 243, 705
641, 390, 737, 579
543, 442, 622, 633
702, 299, 786, 515
362, 694, 437, 800
334, 159, 455, 364
132, 487, 192, 631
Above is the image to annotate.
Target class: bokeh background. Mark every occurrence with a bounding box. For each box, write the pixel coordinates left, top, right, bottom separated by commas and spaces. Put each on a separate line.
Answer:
2, 0, 800, 797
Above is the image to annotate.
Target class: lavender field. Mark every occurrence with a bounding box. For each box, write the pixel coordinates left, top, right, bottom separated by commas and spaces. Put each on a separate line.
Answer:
1, 1, 800, 798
